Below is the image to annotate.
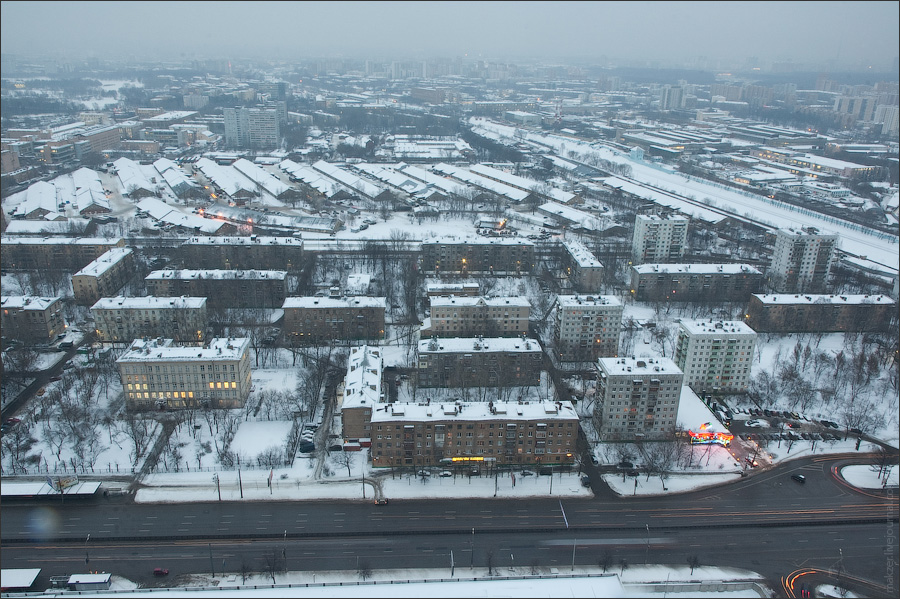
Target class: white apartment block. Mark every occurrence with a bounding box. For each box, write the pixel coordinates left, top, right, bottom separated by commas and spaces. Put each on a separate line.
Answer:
595, 356, 683, 440
427, 296, 530, 338
91, 296, 208, 344
768, 226, 837, 293
554, 295, 623, 362
116, 337, 251, 410
632, 213, 689, 264
71, 247, 134, 306
673, 320, 756, 394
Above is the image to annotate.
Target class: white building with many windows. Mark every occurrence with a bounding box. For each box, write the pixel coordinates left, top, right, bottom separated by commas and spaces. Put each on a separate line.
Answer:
554, 295, 623, 363
631, 213, 689, 264
91, 296, 208, 344
116, 337, 251, 410
673, 319, 757, 395
595, 356, 683, 440
767, 226, 838, 293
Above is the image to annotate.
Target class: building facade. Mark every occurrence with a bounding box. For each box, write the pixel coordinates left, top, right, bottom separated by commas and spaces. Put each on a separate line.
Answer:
630, 263, 763, 302
554, 295, 623, 363
631, 213, 689, 264
595, 357, 683, 440
145, 269, 287, 309
427, 296, 530, 338
116, 337, 252, 410
416, 336, 543, 388
179, 236, 306, 271
673, 320, 757, 395
282, 296, 386, 344
767, 227, 837, 294
420, 238, 535, 276
744, 294, 896, 333
91, 296, 208, 344
71, 248, 135, 306
0, 237, 126, 271
0, 296, 66, 343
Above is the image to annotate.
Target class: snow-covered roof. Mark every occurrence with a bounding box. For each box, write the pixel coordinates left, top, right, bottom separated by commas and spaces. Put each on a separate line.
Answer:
418, 336, 541, 353
370, 400, 578, 425
556, 295, 621, 308
562, 239, 603, 268
146, 269, 286, 281
184, 235, 302, 247
597, 356, 682, 376
154, 158, 197, 192
73, 247, 132, 277
117, 337, 249, 363
751, 293, 895, 306
92, 296, 207, 311
0, 296, 60, 310
312, 160, 384, 199
136, 198, 226, 234
11, 181, 58, 217
279, 160, 340, 196
195, 158, 256, 197
678, 319, 757, 336
232, 158, 291, 197
342, 345, 383, 409
282, 296, 386, 309
0, 236, 122, 246
71, 167, 110, 213
429, 296, 530, 308
632, 263, 762, 275
430, 163, 530, 202
470, 163, 576, 203
396, 164, 470, 196
114, 158, 156, 195
351, 163, 427, 195
539, 202, 603, 230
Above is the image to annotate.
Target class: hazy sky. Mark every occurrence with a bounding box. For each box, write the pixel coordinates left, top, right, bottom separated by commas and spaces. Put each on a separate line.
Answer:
2, 1, 898, 70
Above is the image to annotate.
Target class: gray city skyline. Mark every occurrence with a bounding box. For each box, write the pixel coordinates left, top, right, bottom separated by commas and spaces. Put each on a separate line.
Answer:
2, 1, 898, 71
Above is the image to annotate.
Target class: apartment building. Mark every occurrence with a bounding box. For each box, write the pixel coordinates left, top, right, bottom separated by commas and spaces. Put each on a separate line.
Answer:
554, 294, 623, 363
71, 248, 135, 306
426, 296, 530, 338
595, 357, 683, 441
745, 294, 896, 333
673, 320, 757, 395
116, 337, 251, 410
0, 296, 66, 343
282, 296, 386, 344
630, 263, 763, 302
224, 103, 285, 149
339, 345, 578, 468
420, 238, 535, 276
145, 269, 287, 309
92, 296, 208, 344
179, 236, 305, 271
417, 336, 543, 388
767, 227, 837, 293
0, 237, 126, 271
368, 400, 579, 469
561, 239, 604, 292
631, 213, 689, 264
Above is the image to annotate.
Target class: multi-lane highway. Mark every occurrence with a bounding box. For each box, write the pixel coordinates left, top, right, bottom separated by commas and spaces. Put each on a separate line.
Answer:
2, 453, 896, 595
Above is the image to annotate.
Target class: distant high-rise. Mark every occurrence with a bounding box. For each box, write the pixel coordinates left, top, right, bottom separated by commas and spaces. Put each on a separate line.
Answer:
224, 102, 286, 149
660, 85, 683, 111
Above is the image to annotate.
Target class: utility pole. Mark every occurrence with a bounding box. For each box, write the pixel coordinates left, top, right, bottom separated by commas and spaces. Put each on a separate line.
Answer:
470, 527, 475, 569
645, 524, 650, 564
209, 542, 215, 577
571, 537, 576, 572
213, 473, 221, 501
238, 467, 243, 498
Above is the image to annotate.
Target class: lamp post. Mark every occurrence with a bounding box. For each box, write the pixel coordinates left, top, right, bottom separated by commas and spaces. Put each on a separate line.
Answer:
470, 527, 475, 569
208, 542, 215, 577
645, 524, 650, 564
84, 533, 91, 565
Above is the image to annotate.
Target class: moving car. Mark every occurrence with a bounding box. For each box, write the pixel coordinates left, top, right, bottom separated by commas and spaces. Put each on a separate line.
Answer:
153, 568, 169, 576
791, 474, 806, 484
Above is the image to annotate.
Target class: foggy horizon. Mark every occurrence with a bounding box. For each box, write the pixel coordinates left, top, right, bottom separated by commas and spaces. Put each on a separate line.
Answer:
2, 1, 899, 73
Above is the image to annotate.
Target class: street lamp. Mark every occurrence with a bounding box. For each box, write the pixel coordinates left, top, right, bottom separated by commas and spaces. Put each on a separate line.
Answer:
84, 533, 91, 565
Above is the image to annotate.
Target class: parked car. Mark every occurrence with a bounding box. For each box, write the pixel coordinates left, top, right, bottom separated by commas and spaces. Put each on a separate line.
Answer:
581, 476, 591, 488
374, 498, 389, 505
439, 470, 453, 477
